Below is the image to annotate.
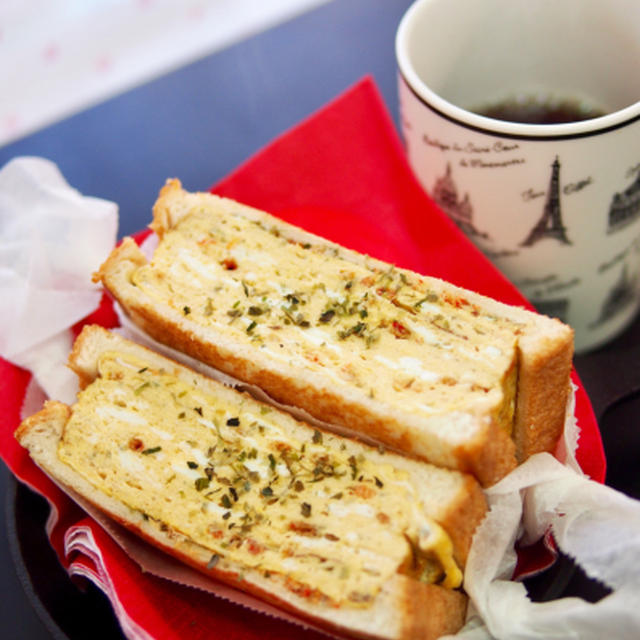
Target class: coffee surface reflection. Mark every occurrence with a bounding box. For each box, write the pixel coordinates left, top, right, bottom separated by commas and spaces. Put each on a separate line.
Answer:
473, 95, 608, 125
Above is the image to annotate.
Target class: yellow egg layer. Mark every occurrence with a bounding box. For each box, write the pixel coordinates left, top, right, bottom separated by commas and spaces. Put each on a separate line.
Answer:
58, 351, 461, 607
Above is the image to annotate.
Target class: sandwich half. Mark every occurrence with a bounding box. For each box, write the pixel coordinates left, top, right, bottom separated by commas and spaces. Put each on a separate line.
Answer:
96, 180, 574, 486
16, 325, 487, 640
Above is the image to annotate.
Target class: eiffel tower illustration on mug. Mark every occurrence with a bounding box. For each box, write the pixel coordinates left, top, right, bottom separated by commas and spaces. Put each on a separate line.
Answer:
521, 157, 572, 247
431, 163, 489, 239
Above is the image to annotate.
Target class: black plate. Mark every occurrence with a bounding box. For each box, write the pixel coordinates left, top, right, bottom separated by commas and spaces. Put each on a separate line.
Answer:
6, 477, 126, 640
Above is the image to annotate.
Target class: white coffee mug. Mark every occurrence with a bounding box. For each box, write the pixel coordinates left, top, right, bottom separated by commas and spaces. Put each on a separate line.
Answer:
396, 0, 640, 353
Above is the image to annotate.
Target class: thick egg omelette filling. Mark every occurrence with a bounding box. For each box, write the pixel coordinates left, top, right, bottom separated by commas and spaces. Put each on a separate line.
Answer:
130, 207, 522, 433
58, 352, 462, 607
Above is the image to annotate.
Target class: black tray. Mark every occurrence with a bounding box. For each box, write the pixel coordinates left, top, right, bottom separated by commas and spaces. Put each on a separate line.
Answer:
6, 477, 126, 640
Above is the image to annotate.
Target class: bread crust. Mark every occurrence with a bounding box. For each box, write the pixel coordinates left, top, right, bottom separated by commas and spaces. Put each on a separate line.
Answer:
512, 335, 574, 462
16, 328, 481, 640
97, 180, 573, 486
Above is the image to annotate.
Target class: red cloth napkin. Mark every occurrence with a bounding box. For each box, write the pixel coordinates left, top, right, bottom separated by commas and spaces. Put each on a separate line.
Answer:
0, 76, 605, 639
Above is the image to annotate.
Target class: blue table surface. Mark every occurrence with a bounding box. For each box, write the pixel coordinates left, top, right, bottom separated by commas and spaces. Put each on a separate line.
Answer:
1, 0, 638, 637
0, 0, 410, 241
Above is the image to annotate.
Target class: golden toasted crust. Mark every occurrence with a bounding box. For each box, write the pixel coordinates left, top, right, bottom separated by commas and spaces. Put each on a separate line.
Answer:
427, 473, 486, 566
14, 399, 71, 443
93, 235, 147, 290
97, 180, 574, 486
150, 178, 189, 238
513, 335, 574, 461
399, 581, 467, 640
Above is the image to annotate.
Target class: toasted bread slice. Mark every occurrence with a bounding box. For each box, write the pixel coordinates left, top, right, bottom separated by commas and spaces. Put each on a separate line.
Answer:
17, 326, 485, 640
96, 180, 574, 485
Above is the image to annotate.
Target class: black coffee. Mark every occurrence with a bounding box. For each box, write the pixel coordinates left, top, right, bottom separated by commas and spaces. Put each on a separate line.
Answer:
473, 95, 607, 125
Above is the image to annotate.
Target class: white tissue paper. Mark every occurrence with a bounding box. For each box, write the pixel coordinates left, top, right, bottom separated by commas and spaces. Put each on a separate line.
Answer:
452, 452, 640, 639
0, 156, 117, 404
3, 158, 640, 639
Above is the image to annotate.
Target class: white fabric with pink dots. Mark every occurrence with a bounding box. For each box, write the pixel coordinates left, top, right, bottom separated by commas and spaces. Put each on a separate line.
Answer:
0, 0, 328, 147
